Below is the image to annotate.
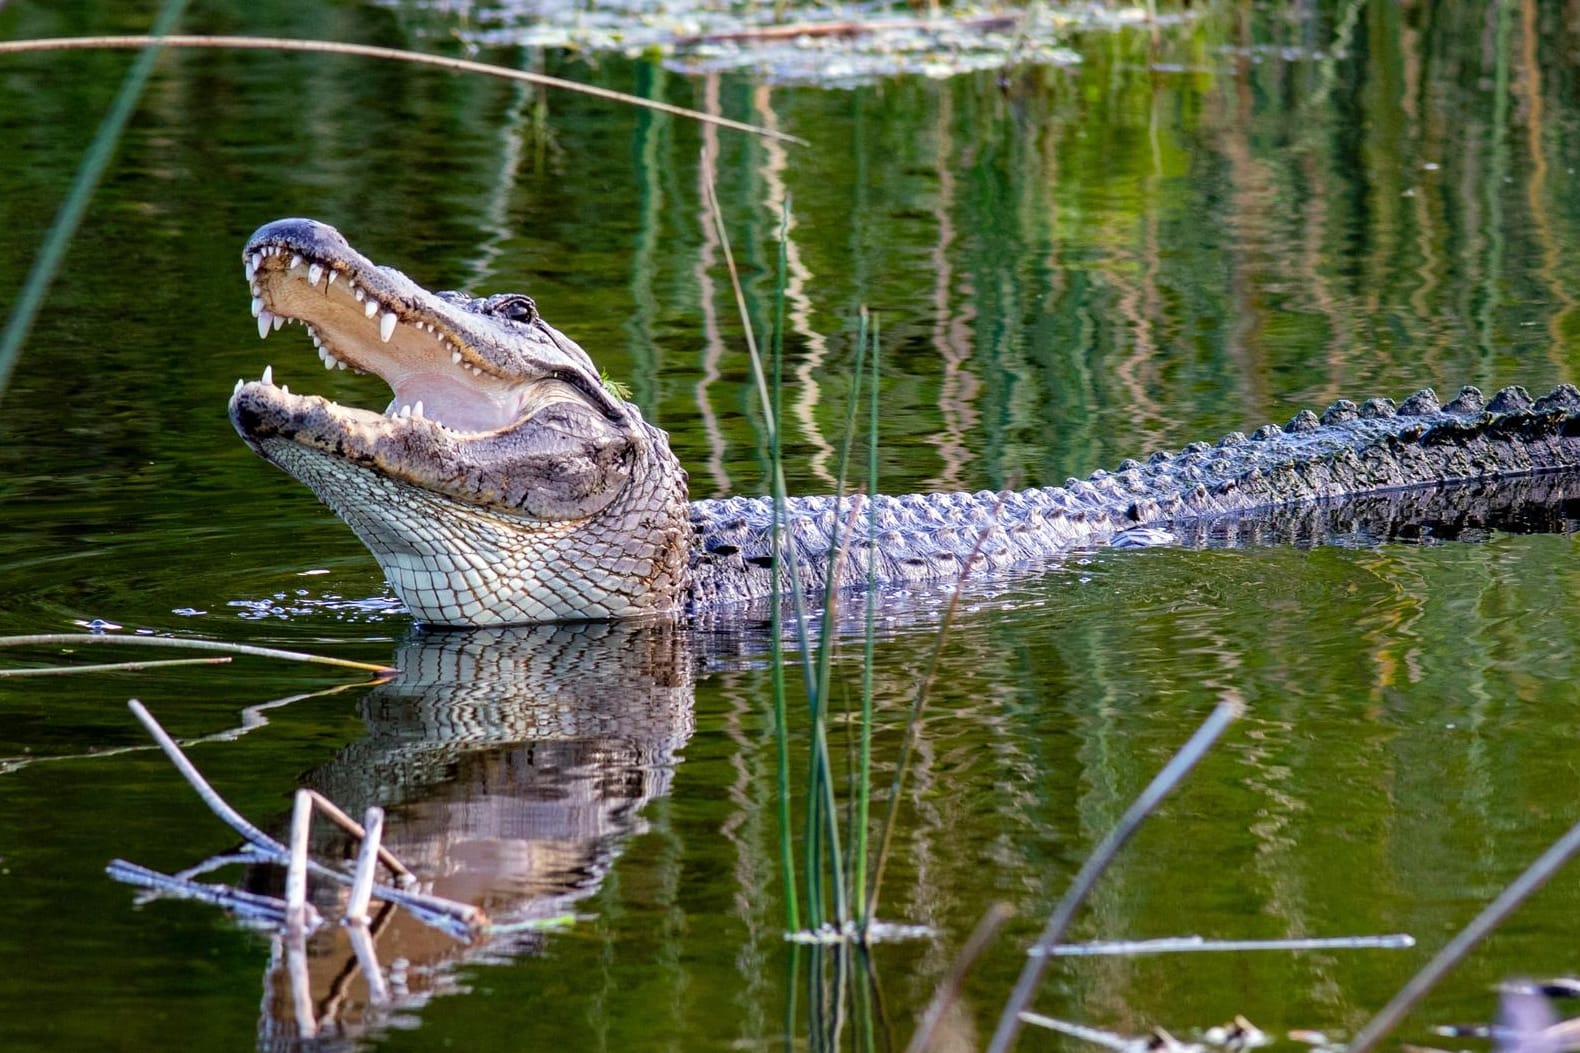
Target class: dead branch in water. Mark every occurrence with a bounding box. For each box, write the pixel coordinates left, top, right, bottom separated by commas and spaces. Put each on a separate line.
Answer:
1347, 814, 1580, 1053
0, 655, 231, 677
0, 632, 395, 675
0, 36, 805, 145
113, 700, 486, 941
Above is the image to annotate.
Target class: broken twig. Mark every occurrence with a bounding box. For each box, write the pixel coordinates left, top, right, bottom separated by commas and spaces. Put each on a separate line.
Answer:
345, 807, 385, 925
988, 700, 1242, 1053
118, 701, 485, 939
0, 36, 806, 145
1347, 815, 1580, 1053
907, 902, 1014, 1053
284, 790, 314, 936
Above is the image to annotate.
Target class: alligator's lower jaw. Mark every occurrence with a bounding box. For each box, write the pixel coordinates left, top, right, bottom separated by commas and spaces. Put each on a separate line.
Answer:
245, 429, 659, 626
243, 433, 565, 622
230, 376, 694, 627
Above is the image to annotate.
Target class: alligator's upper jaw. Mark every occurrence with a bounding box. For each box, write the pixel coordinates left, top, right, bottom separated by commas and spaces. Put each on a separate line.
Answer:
237, 217, 617, 435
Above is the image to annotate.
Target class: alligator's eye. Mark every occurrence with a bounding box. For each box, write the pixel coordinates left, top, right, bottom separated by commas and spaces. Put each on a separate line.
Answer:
484, 294, 539, 325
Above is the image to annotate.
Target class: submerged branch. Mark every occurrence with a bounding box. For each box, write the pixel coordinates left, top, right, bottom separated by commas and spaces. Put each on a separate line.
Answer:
107, 859, 299, 927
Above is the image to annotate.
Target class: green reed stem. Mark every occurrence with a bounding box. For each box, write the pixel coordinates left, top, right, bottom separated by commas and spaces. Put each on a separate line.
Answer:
839, 307, 870, 910
853, 310, 879, 924
703, 167, 823, 928
0, 0, 190, 407
818, 308, 870, 927
864, 503, 1002, 923
769, 195, 801, 934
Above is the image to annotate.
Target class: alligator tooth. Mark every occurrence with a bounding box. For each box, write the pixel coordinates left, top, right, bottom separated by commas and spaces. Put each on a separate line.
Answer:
272, 313, 285, 332
290, 254, 304, 269
364, 299, 379, 319
353, 286, 365, 302
257, 310, 274, 338
451, 350, 462, 365
248, 251, 262, 272
396, 403, 411, 418
280, 384, 289, 395
320, 349, 335, 370
250, 296, 264, 319
244, 258, 256, 282
307, 263, 323, 287
233, 378, 244, 394
262, 365, 274, 386
412, 400, 424, 419
250, 281, 260, 297
327, 270, 337, 285
379, 310, 397, 343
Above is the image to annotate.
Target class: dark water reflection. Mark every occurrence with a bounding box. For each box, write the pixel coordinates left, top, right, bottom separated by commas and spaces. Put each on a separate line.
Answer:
6, 0, 1580, 1049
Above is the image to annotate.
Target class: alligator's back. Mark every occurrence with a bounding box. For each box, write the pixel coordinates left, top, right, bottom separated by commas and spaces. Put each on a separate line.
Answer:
684, 384, 1580, 610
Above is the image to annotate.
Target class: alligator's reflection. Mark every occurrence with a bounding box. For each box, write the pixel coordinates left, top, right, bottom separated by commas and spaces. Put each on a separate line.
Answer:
257, 619, 694, 1046
1168, 470, 1580, 548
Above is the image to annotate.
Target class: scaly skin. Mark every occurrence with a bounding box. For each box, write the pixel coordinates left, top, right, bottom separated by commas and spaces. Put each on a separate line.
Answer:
230, 219, 1580, 627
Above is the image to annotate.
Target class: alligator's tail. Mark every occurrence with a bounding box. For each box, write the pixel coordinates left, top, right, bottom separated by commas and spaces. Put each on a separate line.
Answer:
685, 384, 1580, 608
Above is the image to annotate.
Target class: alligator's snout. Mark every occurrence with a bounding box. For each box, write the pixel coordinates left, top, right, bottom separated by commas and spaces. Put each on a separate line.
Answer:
228, 217, 693, 626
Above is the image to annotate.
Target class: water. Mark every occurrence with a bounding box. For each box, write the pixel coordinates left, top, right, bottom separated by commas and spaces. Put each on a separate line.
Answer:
4, 0, 1580, 1048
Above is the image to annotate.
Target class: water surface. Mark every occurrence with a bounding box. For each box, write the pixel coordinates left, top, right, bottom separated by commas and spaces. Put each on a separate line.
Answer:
3, 1, 1580, 1049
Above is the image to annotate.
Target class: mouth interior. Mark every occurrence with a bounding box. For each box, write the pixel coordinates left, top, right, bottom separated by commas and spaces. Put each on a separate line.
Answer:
246, 244, 530, 433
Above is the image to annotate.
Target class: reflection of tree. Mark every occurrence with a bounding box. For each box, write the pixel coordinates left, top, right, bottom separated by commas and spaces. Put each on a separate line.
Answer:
254, 621, 695, 1047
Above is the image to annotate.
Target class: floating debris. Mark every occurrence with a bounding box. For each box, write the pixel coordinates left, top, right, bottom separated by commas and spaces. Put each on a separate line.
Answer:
785, 918, 935, 943
383, 0, 1201, 86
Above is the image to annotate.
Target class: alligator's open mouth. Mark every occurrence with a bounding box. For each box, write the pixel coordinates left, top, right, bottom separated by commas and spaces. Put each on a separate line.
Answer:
225, 219, 689, 625
230, 218, 622, 441
227, 218, 641, 524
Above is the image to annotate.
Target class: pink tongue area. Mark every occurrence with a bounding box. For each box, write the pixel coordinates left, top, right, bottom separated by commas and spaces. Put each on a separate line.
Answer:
390, 373, 513, 432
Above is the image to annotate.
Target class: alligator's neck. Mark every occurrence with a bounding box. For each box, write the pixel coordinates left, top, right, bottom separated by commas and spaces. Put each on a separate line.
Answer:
226, 219, 1580, 628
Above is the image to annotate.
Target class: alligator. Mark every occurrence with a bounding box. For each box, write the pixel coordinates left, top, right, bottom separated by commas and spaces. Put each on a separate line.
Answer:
229, 218, 1580, 627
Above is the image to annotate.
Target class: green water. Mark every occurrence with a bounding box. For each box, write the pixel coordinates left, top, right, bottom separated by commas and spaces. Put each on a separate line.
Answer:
4, 1, 1580, 1049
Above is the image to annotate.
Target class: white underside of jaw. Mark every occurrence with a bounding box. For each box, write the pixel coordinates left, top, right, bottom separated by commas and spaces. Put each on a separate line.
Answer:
242, 244, 529, 433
